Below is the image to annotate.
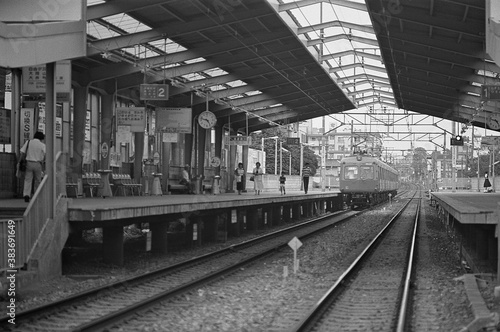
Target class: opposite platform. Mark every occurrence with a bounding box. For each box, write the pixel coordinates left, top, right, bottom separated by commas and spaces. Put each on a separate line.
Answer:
67, 190, 341, 223
431, 191, 500, 224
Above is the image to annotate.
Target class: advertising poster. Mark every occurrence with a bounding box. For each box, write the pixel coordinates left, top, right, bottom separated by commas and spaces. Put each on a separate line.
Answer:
20, 108, 34, 144
156, 107, 192, 133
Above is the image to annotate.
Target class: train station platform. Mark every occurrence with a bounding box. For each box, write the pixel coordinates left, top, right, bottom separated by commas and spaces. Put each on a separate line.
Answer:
1, 190, 344, 282
430, 191, 500, 274
66, 190, 344, 266
431, 192, 500, 224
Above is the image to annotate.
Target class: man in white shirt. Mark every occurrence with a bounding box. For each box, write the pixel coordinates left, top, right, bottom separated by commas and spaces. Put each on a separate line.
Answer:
19, 131, 46, 202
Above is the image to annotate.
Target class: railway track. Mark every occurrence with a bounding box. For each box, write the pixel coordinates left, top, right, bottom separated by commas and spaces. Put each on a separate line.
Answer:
1, 208, 363, 331
289, 191, 420, 331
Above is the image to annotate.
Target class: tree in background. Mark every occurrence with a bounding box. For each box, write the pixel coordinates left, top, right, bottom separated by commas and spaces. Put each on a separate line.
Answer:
250, 128, 318, 175
412, 147, 428, 182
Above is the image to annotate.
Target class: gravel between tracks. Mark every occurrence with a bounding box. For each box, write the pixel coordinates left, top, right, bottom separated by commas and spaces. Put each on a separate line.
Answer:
2, 198, 499, 331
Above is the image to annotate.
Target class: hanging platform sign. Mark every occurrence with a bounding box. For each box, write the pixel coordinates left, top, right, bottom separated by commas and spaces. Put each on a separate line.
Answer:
225, 136, 252, 145
156, 107, 192, 134
140, 84, 169, 100
116, 107, 146, 132
22, 61, 72, 101
286, 137, 300, 146
481, 84, 500, 101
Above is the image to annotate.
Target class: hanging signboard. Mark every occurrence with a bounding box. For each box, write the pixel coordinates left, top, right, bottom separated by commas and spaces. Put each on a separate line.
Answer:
225, 136, 252, 145
37, 102, 63, 137
162, 133, 178, 143
116, 107, 146, 132
286, 137, 300, 146
0, 108, 11, 144
20, 108, 34, 144
140, 84, 169, 100
156, 107, 192, 133
85, 110, 91, 142
481, 136, 500, 147
22, 60, 72, 101
481, 85, 500, 101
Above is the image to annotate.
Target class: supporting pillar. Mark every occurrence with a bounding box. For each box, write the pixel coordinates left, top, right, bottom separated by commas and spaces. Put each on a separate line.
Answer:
229, 209, 240, 237
228, 140, 237, 193
133, 131, 144, 185
292, 204, 301, 220
184, 133, 193, 167
46, 62, 56, 217
162, 141, 171, 193
273, 205, 282, 225
203, 214, 219, 242
100, 94, 113, 170
197, 127, 206, 180
214, 124, 223, 178
217, 214, 228, 242
476, 227, 488, 260
242, 145, 249, 192
246, 208, 258, 231
283, 205, 291, 223
103, 226, 124, 265
150, 222, 169, 254
72, 86, 86, 177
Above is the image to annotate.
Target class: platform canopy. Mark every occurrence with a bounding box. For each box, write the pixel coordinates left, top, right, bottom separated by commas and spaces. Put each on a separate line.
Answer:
365, 0, 500, 132
2, 0, 497, 133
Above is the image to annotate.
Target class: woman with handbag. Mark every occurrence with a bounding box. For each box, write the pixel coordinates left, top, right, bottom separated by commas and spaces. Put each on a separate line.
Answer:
19, 131, 46, 202
252, 162, 264, 195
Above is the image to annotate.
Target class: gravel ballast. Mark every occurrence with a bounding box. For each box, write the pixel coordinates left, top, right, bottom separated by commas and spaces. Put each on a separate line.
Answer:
2, 197, 499, 331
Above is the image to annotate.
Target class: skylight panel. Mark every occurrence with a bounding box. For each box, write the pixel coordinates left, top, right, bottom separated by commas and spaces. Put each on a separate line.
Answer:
204, 68, 228, 77
225, 80, 247, 88
87, 21, 119, 40
103, 13, 151, 34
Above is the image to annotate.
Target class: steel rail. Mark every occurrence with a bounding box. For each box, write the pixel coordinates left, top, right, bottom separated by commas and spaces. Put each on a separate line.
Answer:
289, 190, 418, 332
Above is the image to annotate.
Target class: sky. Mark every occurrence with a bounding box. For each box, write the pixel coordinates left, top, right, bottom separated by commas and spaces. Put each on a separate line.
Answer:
283, 0, 498, 157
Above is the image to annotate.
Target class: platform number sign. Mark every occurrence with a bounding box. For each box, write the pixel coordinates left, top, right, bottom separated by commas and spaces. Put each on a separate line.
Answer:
140, 84, 169, 101
481, 85, 500, 101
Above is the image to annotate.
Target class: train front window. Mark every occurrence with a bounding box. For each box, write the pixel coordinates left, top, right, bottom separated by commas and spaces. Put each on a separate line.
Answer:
344, 166, 358, 179
360, 166, 373, 179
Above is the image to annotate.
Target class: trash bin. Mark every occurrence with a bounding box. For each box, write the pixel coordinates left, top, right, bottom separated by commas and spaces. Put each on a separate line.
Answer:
212, 175, 221, 195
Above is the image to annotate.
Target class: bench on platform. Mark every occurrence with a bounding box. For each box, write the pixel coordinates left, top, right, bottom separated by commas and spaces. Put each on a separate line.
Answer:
66, 175, 81, 198
82, 172, 101, 197
111, 173, 142, 196
168, 180, 190, 194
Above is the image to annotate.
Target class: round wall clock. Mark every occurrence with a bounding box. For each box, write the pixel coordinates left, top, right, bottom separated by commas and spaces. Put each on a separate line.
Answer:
488, 114, 500, 130
209, 156, 221, 167
198, 111, 217, 129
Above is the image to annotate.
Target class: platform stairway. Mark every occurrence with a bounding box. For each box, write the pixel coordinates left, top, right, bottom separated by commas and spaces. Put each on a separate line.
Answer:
1, 152, 71, 294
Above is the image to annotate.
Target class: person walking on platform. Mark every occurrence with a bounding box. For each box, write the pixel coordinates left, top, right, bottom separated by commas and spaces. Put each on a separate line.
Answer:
484, 172, 492, 193
279, 171, 286, 195
302, 163, 312, 194
253, 162, 264, 195
234, 162, 245, 195
19, 131, 46, 202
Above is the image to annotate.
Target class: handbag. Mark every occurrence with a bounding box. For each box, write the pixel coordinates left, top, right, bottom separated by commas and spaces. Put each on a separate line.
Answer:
250, 175, 254, 181
18, 140, 30, 172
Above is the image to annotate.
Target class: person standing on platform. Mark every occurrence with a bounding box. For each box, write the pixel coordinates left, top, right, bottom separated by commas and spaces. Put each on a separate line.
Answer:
484, 172, 492, 193
19, 131, 46, 202
279, 171, 286, 195
302, 163, 312, 194
234, 162, 245, 195
253, 162, 264, 195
